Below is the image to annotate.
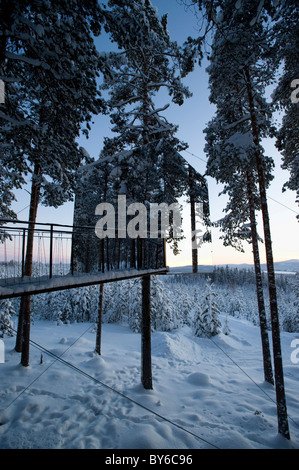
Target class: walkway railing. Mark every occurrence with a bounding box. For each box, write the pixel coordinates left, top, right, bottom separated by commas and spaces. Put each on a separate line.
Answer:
0, 218, 168, 299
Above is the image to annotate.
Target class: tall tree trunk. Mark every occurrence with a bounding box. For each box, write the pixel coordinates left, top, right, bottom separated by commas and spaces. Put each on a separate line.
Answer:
245, 67, 290, 440
246, 171, 274, 385
15, 164, 41, 366
95, 283, 104, 355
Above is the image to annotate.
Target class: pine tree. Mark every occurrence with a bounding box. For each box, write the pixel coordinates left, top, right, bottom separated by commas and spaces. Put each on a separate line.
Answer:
222, 313, 231, 336
272, 0, 299, 221
0, 1, 105, 366
128, 278, 142, 332
101, 0, 197, 152
151, 275, 177, 331
203, 6, 275, 385
0, 299, 15, 337
196, 0, 290, 438
289, 273, 299, 333
193, 278, 221, 337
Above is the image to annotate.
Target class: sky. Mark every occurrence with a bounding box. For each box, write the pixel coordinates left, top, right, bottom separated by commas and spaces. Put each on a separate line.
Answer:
9, 0, 299, 268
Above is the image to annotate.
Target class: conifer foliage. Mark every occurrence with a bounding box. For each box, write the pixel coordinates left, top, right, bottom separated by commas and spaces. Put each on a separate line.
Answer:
0, 0, 105, 367
0, 299, 15, 337
193, 278, 221, 337
101, 0, 198, 152
272, 0, 299, 220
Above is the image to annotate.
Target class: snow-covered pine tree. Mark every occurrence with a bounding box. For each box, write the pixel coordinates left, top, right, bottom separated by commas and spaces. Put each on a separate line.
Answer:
0, 299, 15, 337
0, 1, 104, 220
101, 0, 197, 152
293, 274, 299, 333
175, 288, 193, 327
197, 0, 289, 438
271, 0, 299, 221
151, 275, 177, 332
285, 273, 299, 333
193, 278, 221, 337
128, 278, 142, 333
97, 1, 199, 267
0, 1, 105, 366
222, 314, 231, 336
203, 13, 275, 385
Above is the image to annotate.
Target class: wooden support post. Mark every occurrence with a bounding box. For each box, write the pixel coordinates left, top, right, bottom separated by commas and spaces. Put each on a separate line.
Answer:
141, 274, 152, 389
95, 283, 104, 355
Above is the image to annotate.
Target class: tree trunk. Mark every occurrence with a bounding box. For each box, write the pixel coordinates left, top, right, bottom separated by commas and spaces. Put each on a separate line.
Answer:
245, 67, 290, 440
15, 164, 41, 366
246, 171, 274, 385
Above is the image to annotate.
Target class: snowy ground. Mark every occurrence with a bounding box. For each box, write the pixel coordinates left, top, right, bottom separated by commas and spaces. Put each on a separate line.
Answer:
0, 315, 298, 450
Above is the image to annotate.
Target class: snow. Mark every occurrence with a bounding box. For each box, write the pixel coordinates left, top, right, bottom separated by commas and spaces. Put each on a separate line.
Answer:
0, 315, 298, 449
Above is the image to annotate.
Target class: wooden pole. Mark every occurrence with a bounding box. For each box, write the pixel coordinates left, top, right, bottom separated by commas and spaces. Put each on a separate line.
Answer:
95, 283, 104, 355
141, 274, 152, 389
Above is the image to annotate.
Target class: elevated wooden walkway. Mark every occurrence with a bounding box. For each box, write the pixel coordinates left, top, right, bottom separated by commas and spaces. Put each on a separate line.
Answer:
0, 218, 168, 389
0, 267, 168, 300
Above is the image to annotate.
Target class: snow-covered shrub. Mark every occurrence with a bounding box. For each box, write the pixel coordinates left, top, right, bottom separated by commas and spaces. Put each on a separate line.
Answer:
222, 314, 231, 336
128, 279, 142, 332
105, 281, 131, 324
193, 279, 221, 338
0, 300, 15, 337
281, 273, 299, 332
151, 276, 178, 331
174, 288, 194, 326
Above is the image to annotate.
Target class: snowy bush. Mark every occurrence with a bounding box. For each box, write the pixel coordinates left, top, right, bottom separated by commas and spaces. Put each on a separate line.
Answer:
151, 276, 178, 332
193, 279, 221, 338
281, 273, 299, 332
222, 314, 231, 336
0, 300, 15, 337
128, 279, 142, 333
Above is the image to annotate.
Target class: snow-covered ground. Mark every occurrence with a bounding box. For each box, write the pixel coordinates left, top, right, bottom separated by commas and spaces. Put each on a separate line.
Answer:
0, 315, 298, 449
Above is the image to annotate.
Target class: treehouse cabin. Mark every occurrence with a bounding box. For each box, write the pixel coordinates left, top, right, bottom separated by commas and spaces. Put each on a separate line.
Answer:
72, 139, 210, 274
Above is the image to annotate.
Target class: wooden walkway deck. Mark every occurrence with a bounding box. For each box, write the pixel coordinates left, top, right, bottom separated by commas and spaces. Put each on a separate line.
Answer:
0, 268, 168, 300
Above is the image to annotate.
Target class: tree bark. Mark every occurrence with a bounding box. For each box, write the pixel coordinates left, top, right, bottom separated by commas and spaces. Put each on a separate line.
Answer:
246, 171, 274, 385
95, 283, 104, 355
15, 164, 41, 366
245, 67, 290, 439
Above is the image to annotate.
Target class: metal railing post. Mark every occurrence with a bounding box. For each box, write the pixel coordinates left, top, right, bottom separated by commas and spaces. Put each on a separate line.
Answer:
49, 224, 53, 278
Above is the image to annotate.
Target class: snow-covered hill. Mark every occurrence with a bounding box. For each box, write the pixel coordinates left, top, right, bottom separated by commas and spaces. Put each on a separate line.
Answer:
0, 316, 298, 449
170, 259, 299, 274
